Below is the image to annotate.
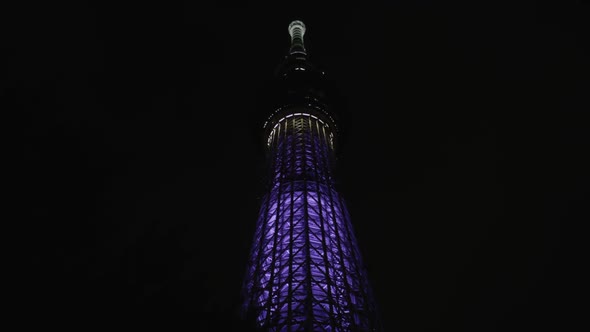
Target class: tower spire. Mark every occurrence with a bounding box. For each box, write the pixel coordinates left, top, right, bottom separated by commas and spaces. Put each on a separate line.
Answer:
288, 20, 307, 56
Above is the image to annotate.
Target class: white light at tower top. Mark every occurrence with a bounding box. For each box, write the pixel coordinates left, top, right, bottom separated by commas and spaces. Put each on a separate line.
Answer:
288, 20, 307, 55
288, 20, 306, 38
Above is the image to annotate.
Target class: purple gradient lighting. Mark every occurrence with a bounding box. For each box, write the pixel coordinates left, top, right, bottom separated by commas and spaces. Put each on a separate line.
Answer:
242, 21, 381, 332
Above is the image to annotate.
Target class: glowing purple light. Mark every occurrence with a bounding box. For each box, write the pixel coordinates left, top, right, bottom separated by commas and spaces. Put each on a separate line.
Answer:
243, 114, 378, 331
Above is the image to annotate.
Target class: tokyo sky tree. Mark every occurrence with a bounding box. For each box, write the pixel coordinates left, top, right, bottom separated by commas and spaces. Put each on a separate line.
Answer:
242, 21, 381, 332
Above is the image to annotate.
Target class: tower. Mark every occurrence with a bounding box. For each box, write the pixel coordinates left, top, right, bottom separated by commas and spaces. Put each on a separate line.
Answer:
242, 20, 381, 332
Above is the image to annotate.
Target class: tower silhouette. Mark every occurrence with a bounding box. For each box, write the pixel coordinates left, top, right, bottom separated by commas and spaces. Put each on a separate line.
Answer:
242, 20, 381, 332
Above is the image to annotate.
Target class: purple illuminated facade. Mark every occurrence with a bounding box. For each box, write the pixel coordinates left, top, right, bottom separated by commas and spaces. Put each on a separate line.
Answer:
242, 21, 381, 332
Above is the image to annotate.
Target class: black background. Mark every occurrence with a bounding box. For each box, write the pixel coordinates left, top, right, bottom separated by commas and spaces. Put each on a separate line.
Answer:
11, 2, 588, 331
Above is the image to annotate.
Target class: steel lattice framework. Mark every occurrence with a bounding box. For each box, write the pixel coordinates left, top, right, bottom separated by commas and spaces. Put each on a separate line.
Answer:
242, 21, 381, 332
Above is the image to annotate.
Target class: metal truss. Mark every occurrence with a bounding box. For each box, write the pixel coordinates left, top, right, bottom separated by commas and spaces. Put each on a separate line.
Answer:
243, 113, 381, 331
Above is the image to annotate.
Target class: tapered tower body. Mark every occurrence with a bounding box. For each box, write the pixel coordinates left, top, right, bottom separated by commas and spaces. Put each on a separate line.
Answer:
243, 21, 381, 332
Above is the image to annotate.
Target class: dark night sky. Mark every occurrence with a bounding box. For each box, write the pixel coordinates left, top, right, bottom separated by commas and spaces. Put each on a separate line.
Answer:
11, 2, 588, 331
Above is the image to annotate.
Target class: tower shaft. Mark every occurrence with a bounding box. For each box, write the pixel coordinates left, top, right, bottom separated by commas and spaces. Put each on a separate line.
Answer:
242, 21, 380, 332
